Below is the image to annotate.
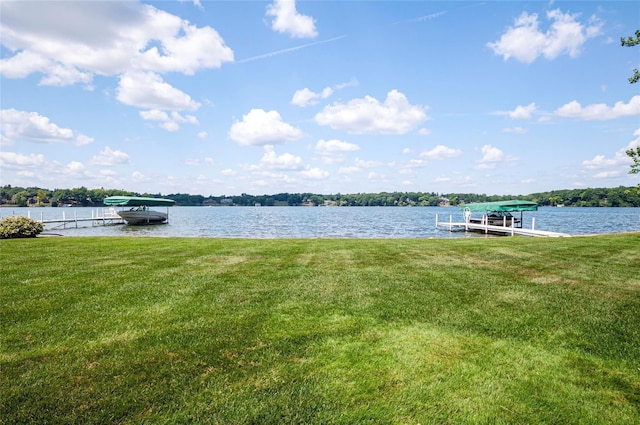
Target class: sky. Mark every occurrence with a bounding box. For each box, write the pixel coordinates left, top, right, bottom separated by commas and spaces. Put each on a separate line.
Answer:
1, 0, 639, 197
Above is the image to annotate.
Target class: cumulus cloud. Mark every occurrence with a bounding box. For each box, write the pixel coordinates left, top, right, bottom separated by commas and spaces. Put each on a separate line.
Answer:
291, 78, 358, 107
0, 1, 233, 83
420, 145, 463, 160
0, 0, 232, 121
139, 109, 199, 132
314, 90, 429, 134
0, 151, 46, 169
90, 146, 130, 166
299, 166, 329, 180
257, 145, 302, 170
476, 145, 517, 169
315, 139, 360, 153
291, 87, 333, 107
0, 108, 92, 145
228, 109, 303, 146
554, 95, 640, 121
266, 0, 318, 38
118, 72, 201, 111
488, 9, 603, 63
506, 102, 537, 120
582, 129, 639, 172
314, 139, 359, 165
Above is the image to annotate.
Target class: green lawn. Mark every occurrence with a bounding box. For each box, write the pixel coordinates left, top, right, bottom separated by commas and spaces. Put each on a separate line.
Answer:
1, 234, 639, 424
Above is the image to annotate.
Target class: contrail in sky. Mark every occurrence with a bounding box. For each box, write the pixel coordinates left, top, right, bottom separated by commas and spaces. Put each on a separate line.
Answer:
404, 11, 447, 23
236, 35, 347, 64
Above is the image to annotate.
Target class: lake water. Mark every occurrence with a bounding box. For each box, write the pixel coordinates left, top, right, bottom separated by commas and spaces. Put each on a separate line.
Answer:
4, 206, 639, 238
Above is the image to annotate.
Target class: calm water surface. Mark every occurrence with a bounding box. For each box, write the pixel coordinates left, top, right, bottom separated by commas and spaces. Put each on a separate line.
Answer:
4, 206, 639, 238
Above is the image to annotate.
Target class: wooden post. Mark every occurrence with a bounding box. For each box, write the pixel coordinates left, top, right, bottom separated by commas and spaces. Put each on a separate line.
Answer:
449, 215, 453, 231
435, 214, 438, 229
532, 217, 536, 231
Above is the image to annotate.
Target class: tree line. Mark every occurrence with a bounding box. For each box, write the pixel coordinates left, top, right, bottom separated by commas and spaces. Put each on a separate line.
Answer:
1, 185, 639, 208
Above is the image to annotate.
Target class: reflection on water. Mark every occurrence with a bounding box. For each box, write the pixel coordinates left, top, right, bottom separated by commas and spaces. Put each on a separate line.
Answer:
2, 206, 639, 238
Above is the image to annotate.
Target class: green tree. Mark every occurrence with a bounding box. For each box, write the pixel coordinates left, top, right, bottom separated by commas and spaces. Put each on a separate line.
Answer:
622, 30, 640, 192
36, 189, 47, 206
621, 30, 640, 84
12, 191, 29, 207
627, 146, 640, 194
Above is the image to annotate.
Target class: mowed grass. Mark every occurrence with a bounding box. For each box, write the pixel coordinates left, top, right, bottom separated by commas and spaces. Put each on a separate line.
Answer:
1, 234, 639, 424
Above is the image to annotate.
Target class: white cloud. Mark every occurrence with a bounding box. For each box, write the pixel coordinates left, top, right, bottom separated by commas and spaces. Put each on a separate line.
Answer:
65, 161, 86, 176
139, 109, 199, 132
420, 145, 463, 160
0, 151, 46, 168
402, 159, 426, 169
476, 144, 517, 169
593, 171, 621, 179
582, 129, 638, 172
315, 139, 360, 153
508, 102, 537, 120
291, 79, 358, 107
90, 146, 130, 166
314, 139, 359, 165
355, 158, 384, 168
367, 171, 388, 183
555, 95, 640, 121
291, 87, 333, 107
314, 90, 429, 134
266, 0, 318, 39
582, 154, 619, 169
76, 134, 94, 146
0, 109, 75, 143
299, 166, 329, 180
434, 175, 474, 186
118, 72, 201, 111
0, 1, 233, 85
228, 109, 303, 146
488, 9, 602, 63
258, 145, 302, 170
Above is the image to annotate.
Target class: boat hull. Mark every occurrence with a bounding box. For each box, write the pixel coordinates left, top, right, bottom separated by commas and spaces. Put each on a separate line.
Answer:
469, 217, 520, 227
116, 210, 168, 225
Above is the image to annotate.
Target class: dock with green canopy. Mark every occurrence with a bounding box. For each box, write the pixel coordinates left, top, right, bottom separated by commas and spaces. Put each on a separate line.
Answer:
460, 200, 538, 213
435, 200, 570, 237
103, 196, 175, 224
103, 196, 176, 207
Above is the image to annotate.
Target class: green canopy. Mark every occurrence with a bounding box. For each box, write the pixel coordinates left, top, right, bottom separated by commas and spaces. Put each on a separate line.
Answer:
103, 196, 175, 207
461, 200, 538, 212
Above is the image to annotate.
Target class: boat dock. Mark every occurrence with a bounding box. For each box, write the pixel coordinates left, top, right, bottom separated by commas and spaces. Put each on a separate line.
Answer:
435, 214, 571, 237
19, 208, 124, 229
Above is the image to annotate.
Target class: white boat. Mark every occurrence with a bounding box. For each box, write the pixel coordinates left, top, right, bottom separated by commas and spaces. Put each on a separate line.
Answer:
103, 196, 175, 225
468, 211, 521, 227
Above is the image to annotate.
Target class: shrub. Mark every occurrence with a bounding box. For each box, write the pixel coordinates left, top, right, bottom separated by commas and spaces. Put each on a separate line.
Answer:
0, 216, 44, 239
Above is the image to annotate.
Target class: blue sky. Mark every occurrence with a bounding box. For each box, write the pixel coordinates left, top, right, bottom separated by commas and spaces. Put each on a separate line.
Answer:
1, 0, 639, 196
